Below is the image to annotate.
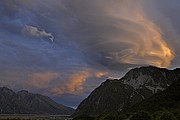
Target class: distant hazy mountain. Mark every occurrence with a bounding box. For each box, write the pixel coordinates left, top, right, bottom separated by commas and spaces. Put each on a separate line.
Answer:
73, 66, 180, 116
0, 87, 74, 115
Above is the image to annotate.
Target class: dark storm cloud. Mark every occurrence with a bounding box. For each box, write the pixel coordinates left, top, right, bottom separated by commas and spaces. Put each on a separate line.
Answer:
0, 0, 180, 107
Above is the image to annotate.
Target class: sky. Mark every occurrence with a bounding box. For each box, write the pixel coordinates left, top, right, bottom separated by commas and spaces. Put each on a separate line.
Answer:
0, 0, 180, 108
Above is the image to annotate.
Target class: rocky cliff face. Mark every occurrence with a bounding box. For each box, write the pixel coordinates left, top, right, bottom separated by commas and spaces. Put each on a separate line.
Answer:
0, 87, 74, 115
122, 78, 180, 114
73, 66, 180, 116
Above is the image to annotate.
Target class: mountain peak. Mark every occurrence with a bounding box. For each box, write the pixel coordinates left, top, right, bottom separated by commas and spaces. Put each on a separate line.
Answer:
121, 66, 177, 90
0, 87, 15, 95
73, 66, 180, 116
0, 87, 74, 115
17, 90, 29, 93
17, 90, 30, 96
123, 66, 167, 76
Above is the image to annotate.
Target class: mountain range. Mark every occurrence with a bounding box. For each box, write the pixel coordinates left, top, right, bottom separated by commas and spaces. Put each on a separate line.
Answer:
0, 87, 74, 115
1, 66, 179, 117
73, 66, 180, 117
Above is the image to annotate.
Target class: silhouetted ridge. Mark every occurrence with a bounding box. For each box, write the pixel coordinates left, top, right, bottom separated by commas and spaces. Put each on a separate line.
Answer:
0, 87, 74, 115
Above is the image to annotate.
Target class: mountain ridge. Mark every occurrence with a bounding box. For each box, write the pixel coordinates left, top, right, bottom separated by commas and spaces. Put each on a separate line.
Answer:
73, 66, 180, 116
0, 87, 74, 115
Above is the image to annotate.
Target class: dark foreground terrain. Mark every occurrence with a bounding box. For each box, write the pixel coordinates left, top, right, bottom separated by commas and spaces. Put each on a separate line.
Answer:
0, 114, 72, 120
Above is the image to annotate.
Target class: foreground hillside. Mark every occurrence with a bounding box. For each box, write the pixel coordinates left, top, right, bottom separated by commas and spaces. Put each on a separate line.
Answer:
73, 78, 180, 120
0, 87, 74, 115
73, 66, 180, 117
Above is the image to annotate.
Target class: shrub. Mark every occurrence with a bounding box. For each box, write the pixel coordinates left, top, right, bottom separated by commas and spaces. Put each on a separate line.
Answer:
159, 111, 177, 120
152, 111, 164, 120
130, 111, 152, 120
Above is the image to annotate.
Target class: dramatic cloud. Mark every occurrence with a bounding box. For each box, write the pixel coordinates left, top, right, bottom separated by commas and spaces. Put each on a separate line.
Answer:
61, 0, 175, 68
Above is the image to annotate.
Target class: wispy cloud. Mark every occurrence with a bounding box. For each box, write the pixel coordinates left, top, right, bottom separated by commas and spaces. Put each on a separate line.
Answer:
63, 0, 175, 68
22, 25, 54, 42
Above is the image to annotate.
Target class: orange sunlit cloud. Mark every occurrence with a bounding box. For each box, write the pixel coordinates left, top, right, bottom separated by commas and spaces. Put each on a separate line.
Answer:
95, 71, 109, 78
66, 70, 90, 94
104, 1, 174, 68
28, 72, 59, 88
51, 69, 109, 95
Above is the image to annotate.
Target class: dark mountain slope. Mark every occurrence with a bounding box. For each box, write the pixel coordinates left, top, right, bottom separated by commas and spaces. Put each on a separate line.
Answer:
122, 78, 180, 113
73, 66, 180, 116
0, 87, 74, 115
